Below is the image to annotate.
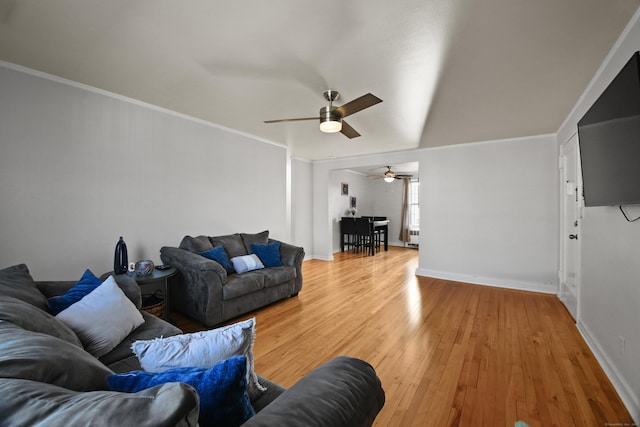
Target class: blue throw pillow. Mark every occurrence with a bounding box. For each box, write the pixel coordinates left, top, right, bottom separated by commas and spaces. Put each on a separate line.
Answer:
200, 246, 234, 274
47, 269, 102, 315
250, 242, 283, 268
106, 355, 254, 427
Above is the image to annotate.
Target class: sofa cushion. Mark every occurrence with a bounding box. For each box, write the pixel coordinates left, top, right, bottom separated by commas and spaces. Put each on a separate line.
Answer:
55, 276, 144, 357
241, 230, 269, 253
179, 235, 213, 253
0, 321, 113, 391
224, 272, 265, 299
261, 266, 297, 288
47, 269, 102, 315
251, 241, 283, 267
107, 355, 255, 427
199, 245, 234, 274
0, 378, 199, 427
0, 295, 81, 347
99, 311, 182, 367
210, 233, 247, 258
231, 254, 264, 274
131, 317, 265, 401
0, 264, 48, 311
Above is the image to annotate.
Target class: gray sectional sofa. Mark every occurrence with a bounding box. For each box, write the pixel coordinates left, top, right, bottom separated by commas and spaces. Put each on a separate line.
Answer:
160, 230, 304, 327
0, 263, 385, 426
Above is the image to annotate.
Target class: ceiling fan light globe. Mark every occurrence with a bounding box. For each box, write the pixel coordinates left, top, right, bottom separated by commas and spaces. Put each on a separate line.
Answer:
383, 177, 395, 183
320, 120, 342, 133
319, 106, 342, 133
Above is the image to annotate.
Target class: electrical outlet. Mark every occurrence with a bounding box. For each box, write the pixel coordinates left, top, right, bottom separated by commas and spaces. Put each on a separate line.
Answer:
619, 336, 626, 355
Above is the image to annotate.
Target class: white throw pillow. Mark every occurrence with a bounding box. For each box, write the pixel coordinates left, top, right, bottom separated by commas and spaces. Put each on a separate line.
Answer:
231, 254, 264, 273
131, 317, 265, 400
56, 275, 144, 357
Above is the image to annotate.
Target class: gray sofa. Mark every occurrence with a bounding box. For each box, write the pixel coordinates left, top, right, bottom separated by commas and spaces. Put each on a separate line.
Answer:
160, 230, 304, 327
0, 263, 385, 426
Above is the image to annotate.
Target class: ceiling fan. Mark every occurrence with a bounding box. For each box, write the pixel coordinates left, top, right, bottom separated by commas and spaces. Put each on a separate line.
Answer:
379, 166, 413, 182
264, 90, 382, 139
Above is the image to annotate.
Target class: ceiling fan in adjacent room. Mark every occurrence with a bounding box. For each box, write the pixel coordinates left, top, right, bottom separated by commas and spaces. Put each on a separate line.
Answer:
264, 90, 382, 139
379, 166, 413, 182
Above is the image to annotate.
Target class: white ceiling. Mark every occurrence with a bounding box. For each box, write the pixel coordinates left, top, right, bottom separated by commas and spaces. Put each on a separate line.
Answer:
0, 0, 638, 161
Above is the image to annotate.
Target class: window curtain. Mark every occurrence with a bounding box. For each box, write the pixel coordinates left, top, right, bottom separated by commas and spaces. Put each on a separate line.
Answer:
399, 178, 411, 242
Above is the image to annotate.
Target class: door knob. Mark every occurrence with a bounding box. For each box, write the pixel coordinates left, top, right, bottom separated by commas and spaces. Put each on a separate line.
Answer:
569, 234, 578, 240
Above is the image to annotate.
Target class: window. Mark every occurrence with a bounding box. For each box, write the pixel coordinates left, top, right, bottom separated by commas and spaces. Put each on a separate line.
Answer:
408, 180, 419, 228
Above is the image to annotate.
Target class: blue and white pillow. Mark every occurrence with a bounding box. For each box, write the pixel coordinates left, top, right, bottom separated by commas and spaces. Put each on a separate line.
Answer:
230, 254, 264, 274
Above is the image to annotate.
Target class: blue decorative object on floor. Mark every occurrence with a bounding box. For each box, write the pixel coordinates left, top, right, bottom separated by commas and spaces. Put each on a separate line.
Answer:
515, 421, 530, 427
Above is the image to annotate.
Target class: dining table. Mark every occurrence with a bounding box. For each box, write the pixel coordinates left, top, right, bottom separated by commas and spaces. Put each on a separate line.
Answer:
340, 216, 389, 254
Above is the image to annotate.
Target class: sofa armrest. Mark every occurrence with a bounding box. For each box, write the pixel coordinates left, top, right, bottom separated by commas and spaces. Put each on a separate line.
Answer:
242, 356, 385, 427
271, 240, 305, 293
160, 246, 227, 326
160, 246, 227, 279
274, 240, 305, 267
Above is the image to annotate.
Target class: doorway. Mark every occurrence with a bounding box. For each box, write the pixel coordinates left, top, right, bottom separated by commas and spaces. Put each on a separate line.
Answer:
559, 134, 581, 320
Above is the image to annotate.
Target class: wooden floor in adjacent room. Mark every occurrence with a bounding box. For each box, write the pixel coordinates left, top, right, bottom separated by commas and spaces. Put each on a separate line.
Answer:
173, 246, 633, 427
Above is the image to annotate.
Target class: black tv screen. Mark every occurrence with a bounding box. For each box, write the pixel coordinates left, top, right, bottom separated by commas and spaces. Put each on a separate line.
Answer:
577, 51, 640, 207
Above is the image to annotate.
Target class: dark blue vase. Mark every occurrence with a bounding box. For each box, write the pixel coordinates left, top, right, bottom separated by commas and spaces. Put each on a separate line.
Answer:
114, 236, 128, 274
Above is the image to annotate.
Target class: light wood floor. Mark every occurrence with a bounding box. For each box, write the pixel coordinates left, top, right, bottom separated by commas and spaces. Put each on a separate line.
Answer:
173, 246, 633, 427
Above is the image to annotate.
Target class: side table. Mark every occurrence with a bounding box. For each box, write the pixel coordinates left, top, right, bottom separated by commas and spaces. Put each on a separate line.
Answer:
133, 267, 176, 321
102, 267, 176, 321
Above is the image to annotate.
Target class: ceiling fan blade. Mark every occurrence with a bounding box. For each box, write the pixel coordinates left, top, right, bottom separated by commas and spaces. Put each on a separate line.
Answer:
336, 93, 382, 118
340, 121, 360, 139
264, 117, 319, 124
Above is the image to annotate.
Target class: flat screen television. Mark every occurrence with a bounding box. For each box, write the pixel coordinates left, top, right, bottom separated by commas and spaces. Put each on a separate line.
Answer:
577, 51, 640, 207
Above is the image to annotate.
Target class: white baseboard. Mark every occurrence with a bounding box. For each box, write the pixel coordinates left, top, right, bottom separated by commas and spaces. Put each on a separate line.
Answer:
577, 322, 640, 424
311, 253, 333, 261
415, 268, 558, 294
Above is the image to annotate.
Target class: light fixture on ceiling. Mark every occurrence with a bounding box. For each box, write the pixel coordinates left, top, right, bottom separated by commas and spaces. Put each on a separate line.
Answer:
265, 90, 381, 139
383, 166, 396, 183
319, 106, 342, 133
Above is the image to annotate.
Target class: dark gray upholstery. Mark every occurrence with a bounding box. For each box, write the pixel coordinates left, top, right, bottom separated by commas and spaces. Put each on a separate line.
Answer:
0, 295, 82, 347
0, 263, 385, 425
243, 357, 385, 427
209, 233, 249, 258
161, 231, 305, 327
0, 264, 48, 310
0, 379, 200, 427
0, 321, 114, 391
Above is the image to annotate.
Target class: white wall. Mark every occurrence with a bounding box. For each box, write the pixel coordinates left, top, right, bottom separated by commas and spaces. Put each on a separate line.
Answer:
0, 64, 291, 280
291, 157, 313, 259
417, 135, 559, 293
329, 169, 370, 252
557, 9, 640, 421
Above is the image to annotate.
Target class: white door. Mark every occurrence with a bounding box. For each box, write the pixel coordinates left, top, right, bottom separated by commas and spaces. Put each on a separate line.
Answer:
559, 134, 581, 320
